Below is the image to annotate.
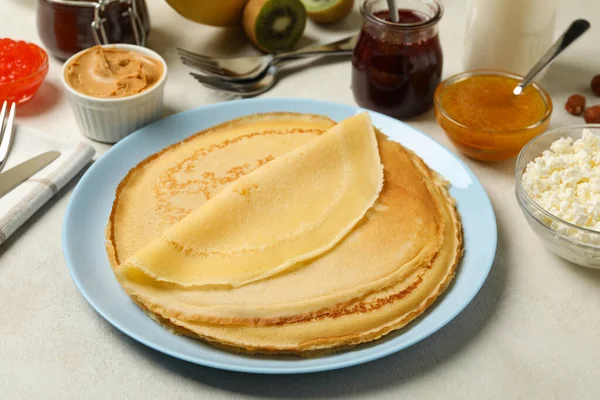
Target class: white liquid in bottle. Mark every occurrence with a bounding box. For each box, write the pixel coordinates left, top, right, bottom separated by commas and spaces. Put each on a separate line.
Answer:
463, 0, 556, 77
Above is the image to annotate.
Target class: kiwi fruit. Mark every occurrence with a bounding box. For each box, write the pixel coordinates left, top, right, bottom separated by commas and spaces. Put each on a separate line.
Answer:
300, 0, 354, 24
243, 0, 307, 53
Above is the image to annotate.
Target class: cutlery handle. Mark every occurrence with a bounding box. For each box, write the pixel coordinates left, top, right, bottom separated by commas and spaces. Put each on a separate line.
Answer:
0, 102, 16, 172
516, 19, 590, 92
275, 35, 357, 61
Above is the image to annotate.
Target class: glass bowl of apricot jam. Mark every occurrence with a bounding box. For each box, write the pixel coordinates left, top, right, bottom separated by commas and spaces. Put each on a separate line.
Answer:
434, 70, 552, 161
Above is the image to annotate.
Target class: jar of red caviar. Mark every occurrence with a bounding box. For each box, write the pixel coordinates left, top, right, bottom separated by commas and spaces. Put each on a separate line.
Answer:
352, 0, 443, 119
37, 0, 150, 60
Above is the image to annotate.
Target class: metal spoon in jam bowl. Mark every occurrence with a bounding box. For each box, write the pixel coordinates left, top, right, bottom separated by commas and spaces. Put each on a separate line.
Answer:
513, 19, 590, 95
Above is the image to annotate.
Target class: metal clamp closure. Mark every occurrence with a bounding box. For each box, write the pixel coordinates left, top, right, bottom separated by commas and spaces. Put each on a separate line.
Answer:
90, 0, 146, 47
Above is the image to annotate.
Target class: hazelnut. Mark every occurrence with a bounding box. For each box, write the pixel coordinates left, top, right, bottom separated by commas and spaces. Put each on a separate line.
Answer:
592, 75, 600, 96
565, 94, 586, 116
583, 105, 600, 123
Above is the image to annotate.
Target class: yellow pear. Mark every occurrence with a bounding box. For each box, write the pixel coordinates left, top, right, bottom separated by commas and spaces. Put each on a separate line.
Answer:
166, 0, 250, 26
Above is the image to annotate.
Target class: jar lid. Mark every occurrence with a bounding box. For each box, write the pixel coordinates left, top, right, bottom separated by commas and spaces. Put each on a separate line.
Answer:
45, 0, 146, 47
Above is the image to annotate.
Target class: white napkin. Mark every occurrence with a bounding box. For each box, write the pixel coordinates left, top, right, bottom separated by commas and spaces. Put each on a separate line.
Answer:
0, 124, 95, 244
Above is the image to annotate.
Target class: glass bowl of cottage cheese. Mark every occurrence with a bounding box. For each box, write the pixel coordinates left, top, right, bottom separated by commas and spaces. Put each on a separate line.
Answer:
516, 124, 600, 268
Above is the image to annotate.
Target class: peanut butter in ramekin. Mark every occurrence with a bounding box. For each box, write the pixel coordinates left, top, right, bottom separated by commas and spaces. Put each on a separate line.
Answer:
64, 45, 163, 98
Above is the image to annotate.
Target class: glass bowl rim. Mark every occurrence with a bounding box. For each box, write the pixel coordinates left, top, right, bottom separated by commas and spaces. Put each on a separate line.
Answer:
514, 123, 600, 245
0, 41, 49, 87
434, 69, 553, 134
360, 0, 444, 30
515, 186, 600, 250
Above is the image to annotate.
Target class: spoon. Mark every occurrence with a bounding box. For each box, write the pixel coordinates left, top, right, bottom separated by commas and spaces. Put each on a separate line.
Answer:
387, 0, 399, 22
513, 19, 590, 95
191, 65, 279, 97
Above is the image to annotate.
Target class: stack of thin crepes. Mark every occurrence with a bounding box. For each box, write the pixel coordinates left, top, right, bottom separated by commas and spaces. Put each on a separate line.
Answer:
106, 112, 463, 356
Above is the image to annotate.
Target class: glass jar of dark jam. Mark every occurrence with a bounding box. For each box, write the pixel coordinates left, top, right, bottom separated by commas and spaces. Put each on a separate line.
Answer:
37, 0, 150, 60
352, 0, 443, 119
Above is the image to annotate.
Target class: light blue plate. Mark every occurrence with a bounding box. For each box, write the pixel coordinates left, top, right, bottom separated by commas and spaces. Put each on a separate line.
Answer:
63, 98, 496, 374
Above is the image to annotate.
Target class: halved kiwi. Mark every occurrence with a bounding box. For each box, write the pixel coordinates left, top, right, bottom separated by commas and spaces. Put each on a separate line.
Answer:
243, 0, 307, 53
300, 0, 354, 24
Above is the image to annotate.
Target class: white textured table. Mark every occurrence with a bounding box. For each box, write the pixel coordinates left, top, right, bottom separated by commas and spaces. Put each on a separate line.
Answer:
2, 1, 600, 398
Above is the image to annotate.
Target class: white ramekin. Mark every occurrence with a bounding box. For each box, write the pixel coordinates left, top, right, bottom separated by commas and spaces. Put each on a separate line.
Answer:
61, 44, 168, 144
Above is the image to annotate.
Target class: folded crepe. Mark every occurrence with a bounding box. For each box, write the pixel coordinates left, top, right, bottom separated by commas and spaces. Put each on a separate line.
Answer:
118, 113, 383, 288
107, 113, 337, 266
107, 112, 462, 356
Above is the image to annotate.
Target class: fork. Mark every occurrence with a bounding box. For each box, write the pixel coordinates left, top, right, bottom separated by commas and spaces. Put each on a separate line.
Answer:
178, 35, 357, 82
0, 101, 16, 172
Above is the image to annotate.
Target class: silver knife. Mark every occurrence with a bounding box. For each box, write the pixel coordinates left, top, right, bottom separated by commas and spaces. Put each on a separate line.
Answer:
0, 151, 61, 199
